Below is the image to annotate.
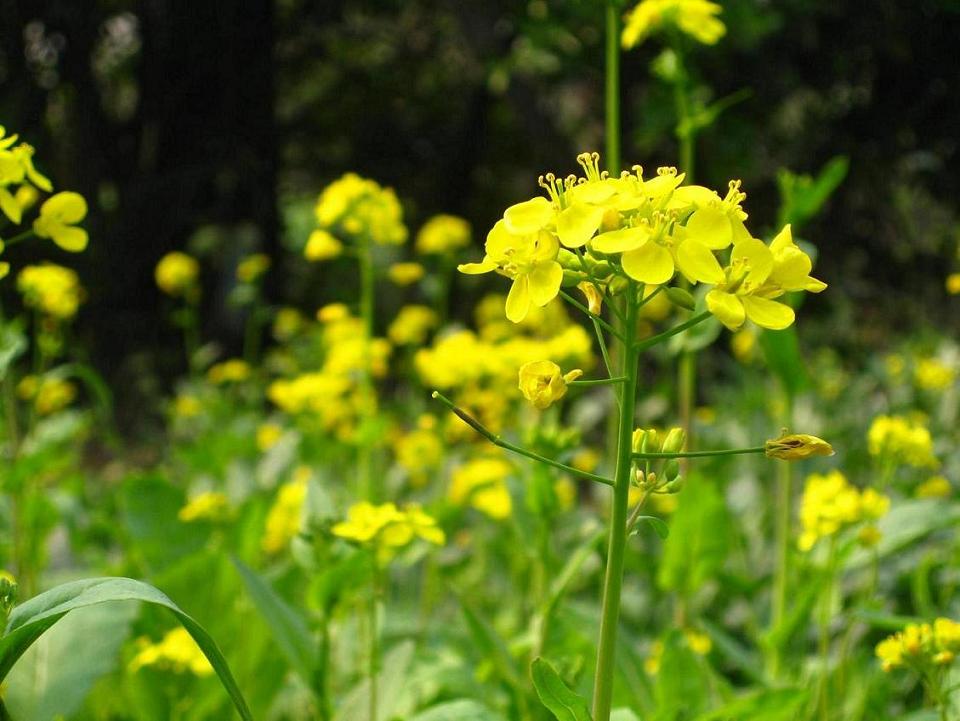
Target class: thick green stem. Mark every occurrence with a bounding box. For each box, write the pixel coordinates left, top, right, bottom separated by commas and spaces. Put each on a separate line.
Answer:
591, 294, 638, 721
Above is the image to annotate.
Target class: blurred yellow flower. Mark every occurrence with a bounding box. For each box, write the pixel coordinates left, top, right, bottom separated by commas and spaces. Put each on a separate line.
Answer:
416, 214, 471, 255
173, 394, 202, 418
272, 307, 306, 341
178, 491, 230, 523
914, 357, 955, 390
17, 263, 84, 319
388, 305, 439, 345
33, 191, 88, 252
130, 627, 213, 676
315, 173, 407, 245
256, 422, 283, 452
305, 229, 343, 261
797, 470, 889, 551
731, 328, 757, 363
155, 252, 199, 299
236, 253, 270, 283
868, 414, 938, 468
876, 618, 960, 672
916, 475, 952, 499
946, 273, 960, 295
622, 0, 725, 49
332, 501, 444, 562
18, 374, 76, 415
394, 419, 444, 486
450, 456, 513, 519
207, 359, 251, 384
387, 261, 425, 286
316, 302, 350, 323
262, 469, 310, 554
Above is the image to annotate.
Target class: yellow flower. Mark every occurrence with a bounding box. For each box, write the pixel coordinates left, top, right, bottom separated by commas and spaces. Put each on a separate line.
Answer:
797, 470, 889, 551
178, 491, 230, 522
236, 253, 270, 283
305, 229, 343, 261
914, 357, 955, 391
262, 469, 310, 554
885, 353, 905, 378
317, 302, 350, 323
946, 273, 960, 295
388, 305, 439, 345
916, 476, 951, 499
394, 420, 444, 486
256, 422, 283, 452
876, 619, 960, 673
32, 191, 88, 252
17, 263, 84, 319
173, 394, 202, 418
387, 261, 425, 286
867, 415, 938, 468
315, 172, 407, 245
730, 328, 757, 363
207, 359, 251, 384
622, 0, 726, 49
459, 219, 563, 323
518, 360, 582, 409
34, 377, 76, 415
450, 456, 513, 519
764, 433, 834, 460
416, 214, 471, 255
272, 307, 306, 341
155, 252, 199, 298
332, 502, 444, 561
130, 627, 213, 676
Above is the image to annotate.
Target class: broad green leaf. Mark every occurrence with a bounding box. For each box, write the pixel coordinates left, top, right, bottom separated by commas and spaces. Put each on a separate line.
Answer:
333, 640, 415, 721
530, 658, 592, 721
658, 480, 730, 595
5, 601, 136, 721
409, 699, 507, 721
629, 516, 669, 540
610, 710, 641, 721
759, 327, 809, 399
653, 631, 711, 721
233, 557, 317, 686
0, 577, 253, 720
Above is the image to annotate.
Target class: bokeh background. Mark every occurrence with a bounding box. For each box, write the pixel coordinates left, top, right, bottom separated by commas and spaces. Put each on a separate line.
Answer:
2, 0, 959, 430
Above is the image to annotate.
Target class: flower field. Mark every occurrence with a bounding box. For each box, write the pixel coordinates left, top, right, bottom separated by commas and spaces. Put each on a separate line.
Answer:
1, 1, 959, 720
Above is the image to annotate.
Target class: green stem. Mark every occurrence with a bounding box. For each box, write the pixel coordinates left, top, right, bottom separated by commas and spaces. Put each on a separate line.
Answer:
604, 0, 621, 176
569, 376, 627, 388
3, 230, 35, 248
591, 292, 638, 721
431, 392, 614, 486
358, 240, 376, 500
634, 311, 711, 352
816, 539, 838, 721
559, 290, 624, 340
633, 445, 765, 460
368, 569, 381, 721
769, 390, 794, 679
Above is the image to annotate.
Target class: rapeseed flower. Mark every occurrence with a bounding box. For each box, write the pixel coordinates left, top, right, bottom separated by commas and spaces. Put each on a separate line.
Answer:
867, 414, 938, 468
914, 357, 955, 390
622, 0, 725, 49
262, 468, 310, 554
315, 172, 407, 246
449, 456, 513, 519
764, 433, 834, 460
155, 252, 199, 299
178, 491, 230, 523
388, 305, 438, 345
18, 374, 77, 415
916, 475, 951, 499
518, 360, 582, 409
876, 618, 960, 672
305, 229, 344, 261
130, 627, 213, 676
32, 191, 88, 252
207, 359, 251, 384
797, 470, 889, 551
236, 253, 270, 283
416, 214, 471, 255
17, 264, 84, 319
332, 502, 444, 562
387, 261, 425, 286
394, 416, 444, 486
256, 422, 283, 452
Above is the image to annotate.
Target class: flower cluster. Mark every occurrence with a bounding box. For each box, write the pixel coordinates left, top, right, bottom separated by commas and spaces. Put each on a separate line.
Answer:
797, 470, 890, 551
262, 468, 310, 554
459, 152, 825, 327
622, 0, 726, 49
867, 414, 938, 468
17, 374, 77, 415
415, 214, 471, 255
392, 415, 445, 486
332, 501, 445, 562
449, 455, 514, 520
130, 627, 213, 677
313, 172, 407, 247
876, 618, 960, 672
17, 264, 84, 319
178, 491, 231, 523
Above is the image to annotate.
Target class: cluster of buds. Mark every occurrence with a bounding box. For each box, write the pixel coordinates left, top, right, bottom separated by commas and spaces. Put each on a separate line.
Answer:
633, 427, 686, 494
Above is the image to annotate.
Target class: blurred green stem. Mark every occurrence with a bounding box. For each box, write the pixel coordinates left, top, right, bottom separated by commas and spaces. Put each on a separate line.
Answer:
368, 569, 381, 721
358, 240, 376, 500
769, 390, 794, 678
592, 292, 638, 721
816, 539, 838, 721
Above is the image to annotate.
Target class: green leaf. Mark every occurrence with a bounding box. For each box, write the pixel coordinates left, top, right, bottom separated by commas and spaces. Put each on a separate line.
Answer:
460, 598, 523, 691
846, 500, 960, 569
530, 657, 592, 721
697, 617, 765, 685
409, 699, 507, 721
0, 577, 253, 721
233, 557, 318, 687
610, 710, 641, 721
776, 156, 849, 230
333, 640, 415, 721
0, 323, 26, 381
5, 601, 136, 721
693, 688, 809, 721
630, 516, 669, 540
653, 631, 711, 721
759, 327, 810, 399
658, 480, 730, 595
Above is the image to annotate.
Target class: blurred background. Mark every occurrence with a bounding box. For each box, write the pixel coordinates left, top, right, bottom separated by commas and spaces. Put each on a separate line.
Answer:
2, 0, 958, 430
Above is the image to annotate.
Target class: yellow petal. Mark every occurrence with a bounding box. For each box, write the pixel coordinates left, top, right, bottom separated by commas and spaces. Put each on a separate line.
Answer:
591, 226, 649, 254
0, 188, 21, 225
706, 290, 745, 330
532, 230, 560, 262
458, 259, 498, 274
527, 262, 563, 307
557, 203, 605, 248
505, 275, 530, 323
685, 207, 732, 250
51, 226, 88, 252
741, 296, 795, 330
676, 239, 724, 284
732, 238, 774, 285
504, 197, 552, 235
621, 242, 675, 285
770, 224, 794, 253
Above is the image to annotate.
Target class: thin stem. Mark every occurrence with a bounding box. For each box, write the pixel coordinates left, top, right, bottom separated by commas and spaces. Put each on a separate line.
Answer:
368, 569, 381, 721
635, 285, 663, 312
569, 376, 627, 388
432, 391, 614, 486
559, 290, 624, 340
604, 0, 621, 176
769, 389, 794, 679
633, 445, 765, 460
3, 229, 35, 248
625, 489, 651, 533
357, 240, 376, 500
591, 291, 638, 721
634, 311, 711, 352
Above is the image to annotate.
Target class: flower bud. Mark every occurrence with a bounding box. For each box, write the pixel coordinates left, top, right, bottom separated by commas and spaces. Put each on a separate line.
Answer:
562, 269, 587, 287
641, 429, 660, 454
663, 475, 685, 494
663, 459, 681, 483
577, 282, 604, 315
664, 286, 696, 311
764, 433, 834, 460
557, 248, 581, 270
607, 275, 629, 296
662, 427, 686, 454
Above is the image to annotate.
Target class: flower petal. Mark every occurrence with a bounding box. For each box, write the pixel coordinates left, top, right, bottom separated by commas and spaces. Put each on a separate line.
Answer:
591, 226, 649, 254
741, 296, 795, 330
676, 239, 725, 284
51, 226, 88, 253
621, 241, 675, 285
458, 259, 498, 274
706, 290, 745, 330
527, 262, 563, 307
557, 203, 605, 248
505, 275, 530, 323
685, 206, 732, 250
504, 197, 553, 235
732, 238, 774, 286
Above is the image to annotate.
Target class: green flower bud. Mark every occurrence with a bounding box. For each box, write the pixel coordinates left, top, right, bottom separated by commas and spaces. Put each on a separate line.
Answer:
663, 459, 681, 483
607, 275, 630, 296
664, 286, 696, 311
562, 269, 588, 287
557, 248, 581, 270
662, 427, 686, 454
663, 475, 685, 494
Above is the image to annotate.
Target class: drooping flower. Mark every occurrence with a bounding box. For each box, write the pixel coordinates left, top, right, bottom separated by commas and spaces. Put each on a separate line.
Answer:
33, 191, 88, 252
764, 433, 835, 460
518, 360, 583, 409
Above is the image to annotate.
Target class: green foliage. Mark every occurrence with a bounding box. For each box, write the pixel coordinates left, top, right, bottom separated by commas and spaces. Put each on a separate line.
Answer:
531, 657, 593, 721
